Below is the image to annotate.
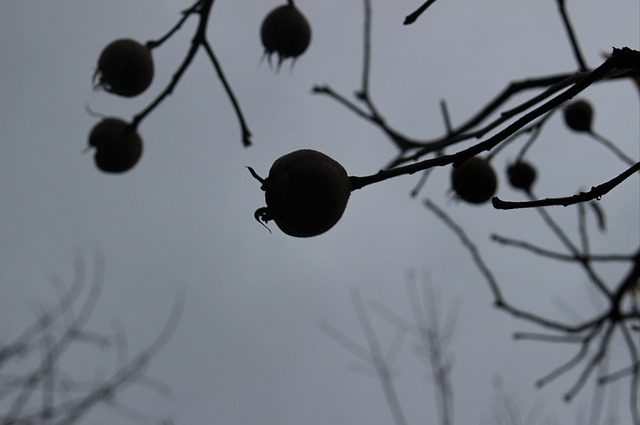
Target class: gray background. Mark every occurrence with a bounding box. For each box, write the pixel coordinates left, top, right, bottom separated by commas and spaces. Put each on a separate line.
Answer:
0, 0, 638, 423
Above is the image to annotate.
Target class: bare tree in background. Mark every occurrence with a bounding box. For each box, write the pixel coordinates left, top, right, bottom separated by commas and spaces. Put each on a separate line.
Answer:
320, 275, 460, 425
0, 252, 182, 425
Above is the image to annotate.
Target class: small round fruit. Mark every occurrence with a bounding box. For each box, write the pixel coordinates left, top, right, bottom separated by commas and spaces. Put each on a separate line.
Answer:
451, 156, 497, 204
250, 149, 351, 237
507, 160, 536, 193
94, 39, 154, 97
563, 99, 593, 133
88, 118, 143, 173
260, 3, 311, 66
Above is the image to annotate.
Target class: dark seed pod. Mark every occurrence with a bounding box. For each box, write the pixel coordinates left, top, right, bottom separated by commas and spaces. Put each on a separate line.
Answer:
250, 150, 351, 237
563, 99, 593, 133
88, 118, 143, 173
260, 3, 311, 67
94, 39, 154, 97
451, 156, 497, 204
507, 160, 536, 193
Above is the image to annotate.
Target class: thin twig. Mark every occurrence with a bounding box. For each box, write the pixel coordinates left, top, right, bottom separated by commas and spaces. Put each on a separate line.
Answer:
131, 26, 203, 129
351, 289, 409, 425
360, 0, 372, 97
617, 322, 640, 424
317, 321, 372, 364
556, 0, 588, 71
564, 322, 616, 402
578, 202, 590, 255
202, 40, 252, 146
491, 234, 634, 263
404, 0, 439, 25
535, 324, 601, 389
131, 0, 251, 147
590, 130, 636, 166
147, 0, 202, 49
531, 194, 611, 297
513, 332, 585, 343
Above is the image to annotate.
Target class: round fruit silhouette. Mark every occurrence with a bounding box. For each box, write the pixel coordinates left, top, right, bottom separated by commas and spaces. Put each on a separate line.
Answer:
94, 39, 154, 97
451, 156, 497, 204
88, 118, 143, 173
260, 3, 311, 67
250, 149, 351, 237
507, 160, 536, 194
563, 99, 593, 133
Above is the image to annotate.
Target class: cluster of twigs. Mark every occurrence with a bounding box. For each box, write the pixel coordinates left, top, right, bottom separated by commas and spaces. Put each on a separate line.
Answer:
426, 199, 639, 423
321, 206, 638, 424
0, 252, 182, 425
313, 2, 639, 209
321, 262, 635, 425
316, 0, 639, 424
126, 0, 251, 146
320, 280, 459, 425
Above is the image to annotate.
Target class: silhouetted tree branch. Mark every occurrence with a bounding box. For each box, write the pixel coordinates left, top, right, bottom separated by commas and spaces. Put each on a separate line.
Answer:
424, 198, 639, 422
493, 162, 640, 210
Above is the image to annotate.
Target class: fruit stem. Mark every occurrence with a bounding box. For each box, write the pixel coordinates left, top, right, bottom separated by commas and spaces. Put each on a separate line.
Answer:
246, 166, 266, 186
589, 130, 636, 166
254, 208, 272, 234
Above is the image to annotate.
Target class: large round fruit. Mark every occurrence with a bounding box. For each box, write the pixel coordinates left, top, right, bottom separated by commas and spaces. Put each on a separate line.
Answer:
451, 156, 497, 204
251, 149, 351, 237
563, 99, 593, 133
94, 39, 154, 97
260, 4, 311, 66
88, 118, 143, 173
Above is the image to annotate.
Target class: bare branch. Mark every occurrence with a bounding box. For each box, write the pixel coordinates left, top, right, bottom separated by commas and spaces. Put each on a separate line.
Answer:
425, 199, 611, 334
563, 323, 616, 402
202, 39, 252, 146
556, 0, 588, 71
317, 320, 372, 364
404, 0, 439, 25
493, 161, 640, 210
589, 130, 637, 166
491, 234, 634, 263
350, 289, 409, 425
146, 0, 202, 49
535, 324, 602, 389
130, 0, 251, 147
359, 0, 372, 97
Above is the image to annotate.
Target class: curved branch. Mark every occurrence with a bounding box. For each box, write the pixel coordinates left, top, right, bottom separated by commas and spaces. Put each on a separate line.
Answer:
493, 161, 640, 209
202, 40, 252, 146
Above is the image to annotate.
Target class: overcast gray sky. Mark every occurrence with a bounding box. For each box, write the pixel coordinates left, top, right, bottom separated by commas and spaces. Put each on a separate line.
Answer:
1, 0, 638, 424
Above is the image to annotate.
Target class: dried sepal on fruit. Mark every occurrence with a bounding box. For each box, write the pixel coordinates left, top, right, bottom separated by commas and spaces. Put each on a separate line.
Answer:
249, 149, 351, 237
260, 3, 311, 69
88, 118, 143, 173
451, 156, 498, 204
506, 160, 536, 194
94, 39, 154, 97
563, 99, 593, 133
